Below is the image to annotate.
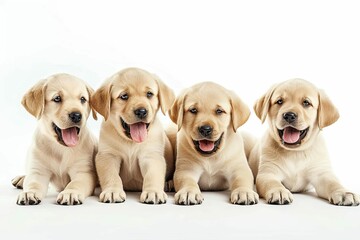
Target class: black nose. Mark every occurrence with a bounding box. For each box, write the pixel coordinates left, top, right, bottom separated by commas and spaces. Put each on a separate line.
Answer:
283, 112, 297, 123
69, 112, 82, 123
199, 125, 213, 137
134, 108, 147, 119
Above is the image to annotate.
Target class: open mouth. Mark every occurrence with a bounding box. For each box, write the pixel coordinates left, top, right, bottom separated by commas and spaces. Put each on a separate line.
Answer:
121, 118, 150, 143
52, 123, 80, 147
278, 126, 309, 146
193, 133, 224, 155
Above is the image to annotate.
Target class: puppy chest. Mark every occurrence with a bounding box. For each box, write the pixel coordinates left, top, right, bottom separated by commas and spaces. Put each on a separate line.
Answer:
281, 161, 310, 192
198, 162, 228, 191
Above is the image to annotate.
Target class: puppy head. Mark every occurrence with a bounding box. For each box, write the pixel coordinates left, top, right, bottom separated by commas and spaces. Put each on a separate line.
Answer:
92, 67, 175, 143
169, 82, 250, 156
254, 78, 339, 150
22, 73, 97, 147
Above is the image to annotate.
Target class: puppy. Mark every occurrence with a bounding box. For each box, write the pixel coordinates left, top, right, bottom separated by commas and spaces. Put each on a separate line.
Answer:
13, 73, 98, 205
170, 82, 258, 205
249, 78, 359, 206
92, 67, 175, 204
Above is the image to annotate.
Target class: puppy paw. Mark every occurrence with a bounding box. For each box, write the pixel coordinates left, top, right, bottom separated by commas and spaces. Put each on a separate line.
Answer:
330, 191, 360, 206
230, 188, 259, 205
99, 188, 126, 203
57, 190, 84, 205
140, 190, 167, 204
265, 187, 293, 205
12, 175, 25, 189
17, 191, 42, 205
174, 189, 204, 205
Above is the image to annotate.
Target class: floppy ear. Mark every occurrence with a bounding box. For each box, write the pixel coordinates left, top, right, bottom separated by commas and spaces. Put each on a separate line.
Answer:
92, 80, 112, 121
21, 79, 47, 119
253, 84, 278, 123
85, 84, 98, 120
153, 75, 175, 115
318, 89, 339, 129
228, 91, 251, 132
169, 90, 186, 131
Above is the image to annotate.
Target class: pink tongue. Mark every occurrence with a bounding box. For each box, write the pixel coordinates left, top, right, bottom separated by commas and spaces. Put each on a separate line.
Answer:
199, 140, 215, 152
61, 127, 79, 147
129, 122, 147, 143
283, 127, 300, 144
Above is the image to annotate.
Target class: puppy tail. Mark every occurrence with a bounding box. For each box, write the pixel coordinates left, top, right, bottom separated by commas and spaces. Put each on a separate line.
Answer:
241, 131, 257, 161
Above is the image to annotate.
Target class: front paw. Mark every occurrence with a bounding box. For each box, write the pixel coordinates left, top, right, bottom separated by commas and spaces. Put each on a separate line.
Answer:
265, 187, 293, 205
12, 175, 25, 189
330, 191, 360, 206
140, 190, 167, 204
174, 188, 204, 205
231, 188, 259, 205
57, 190, 84, 205
99, 188, 126, 203
17, 191, 42, 205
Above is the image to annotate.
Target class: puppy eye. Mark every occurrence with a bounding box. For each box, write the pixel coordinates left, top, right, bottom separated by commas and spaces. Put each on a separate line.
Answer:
303, 100, 312, 107
189, 108, 198, 114
216, 109, 224, 115
53, 96, 62, 103
147, 91, 154, 98
119, 93, 128, 100
276, 99, 283, 105
80, 97, 87, 104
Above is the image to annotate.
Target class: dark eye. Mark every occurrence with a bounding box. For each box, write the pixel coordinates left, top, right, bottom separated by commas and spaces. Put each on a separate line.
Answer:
216, 109, 224, 115
147, 91, 154, 98
303, 99, 311, 107
189, 108, 198, 114
276, 99, 283, 105
53, 96, 61, 103
119, 93, 128, 100
80, 97, 87, 104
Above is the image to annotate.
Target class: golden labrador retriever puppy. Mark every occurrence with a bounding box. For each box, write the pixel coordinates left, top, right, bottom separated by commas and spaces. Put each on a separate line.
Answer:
249, 78, 359, 206
13, 74, 98, 205
170, 82, 258, 205
92, 67, 175, 204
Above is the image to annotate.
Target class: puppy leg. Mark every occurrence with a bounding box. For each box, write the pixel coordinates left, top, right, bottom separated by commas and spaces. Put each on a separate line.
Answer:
12, 175, 25, 189
229, 163, 259, 205
96, 153, 126, 203
17, 173, 50, 205
139, 154, 167, 204
174, 168, 203, 205
56, 172, 96, 205
312, 172, 360, 206
257, 173, 293, 205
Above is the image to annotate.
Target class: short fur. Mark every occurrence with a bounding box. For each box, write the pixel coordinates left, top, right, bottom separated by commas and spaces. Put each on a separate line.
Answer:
92, 67, 175, 204
13, 74, 98, 205
170, 82, 258, 205
249, 78, 359, 206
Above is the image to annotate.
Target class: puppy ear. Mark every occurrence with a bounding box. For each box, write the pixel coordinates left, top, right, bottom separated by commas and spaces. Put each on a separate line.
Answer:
153, 75, 175, 115
85, 84, 98, 120
318, 89, 339, 129
253, 84, 278, 123
228, 91, 250, 132
169, 90, 186, 131
21, 79, 47, 119
92, 80, 112, 121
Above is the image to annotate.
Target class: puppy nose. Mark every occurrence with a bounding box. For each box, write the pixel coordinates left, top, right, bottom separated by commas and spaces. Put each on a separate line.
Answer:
69, 112, 82, 123
134, 108, 147, 119
283, 112, 297, 123
199, 125, 213, 137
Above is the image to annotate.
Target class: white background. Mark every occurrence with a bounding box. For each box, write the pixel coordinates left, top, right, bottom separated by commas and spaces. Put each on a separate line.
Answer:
1, 0, 359, 239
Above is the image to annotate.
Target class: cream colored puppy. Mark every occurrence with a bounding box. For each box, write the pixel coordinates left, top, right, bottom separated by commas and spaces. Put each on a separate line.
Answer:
13, 74, 98, 205
249, 78, 359, 206
170, 82, 258, 205
93, 67, 175, 204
